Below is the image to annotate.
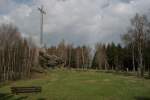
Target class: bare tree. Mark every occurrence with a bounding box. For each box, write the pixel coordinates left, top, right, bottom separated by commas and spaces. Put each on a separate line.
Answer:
0, 23, 21, 48
57, 39, 67, 67
132, 14, 147, 77
122, 13, 148, 77
0, 23, 36, 82
122, 29, 136, 72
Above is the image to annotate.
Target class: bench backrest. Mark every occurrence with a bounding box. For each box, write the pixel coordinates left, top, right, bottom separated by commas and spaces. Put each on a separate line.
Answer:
11, 87, 42, 94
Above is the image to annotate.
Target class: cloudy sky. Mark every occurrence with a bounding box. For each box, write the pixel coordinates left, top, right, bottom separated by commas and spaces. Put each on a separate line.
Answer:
0, 0, 150, 46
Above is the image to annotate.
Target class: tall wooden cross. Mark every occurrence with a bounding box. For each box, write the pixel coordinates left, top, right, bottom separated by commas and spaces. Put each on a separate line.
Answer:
38, 5, 46, 47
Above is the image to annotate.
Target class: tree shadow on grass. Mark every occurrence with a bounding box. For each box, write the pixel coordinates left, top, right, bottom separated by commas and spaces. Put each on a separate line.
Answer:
134, 96, 150, 100
37, 98, 47, 100
144, 76, 150, 80
0, 93, 28, 100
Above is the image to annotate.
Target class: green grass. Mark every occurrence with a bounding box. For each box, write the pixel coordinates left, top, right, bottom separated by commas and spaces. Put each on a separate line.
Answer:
0, 69, 150, 100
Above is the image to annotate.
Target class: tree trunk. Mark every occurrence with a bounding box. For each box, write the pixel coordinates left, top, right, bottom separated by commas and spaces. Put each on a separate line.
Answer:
138, 41, 144, 77
148, 65, 150, 78
68, 48, 71, 68
132, 43, 136, 72
82, 48, 85, 69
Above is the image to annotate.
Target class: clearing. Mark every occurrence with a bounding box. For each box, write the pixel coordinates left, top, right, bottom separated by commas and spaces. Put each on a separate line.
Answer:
0, 70, 150, 100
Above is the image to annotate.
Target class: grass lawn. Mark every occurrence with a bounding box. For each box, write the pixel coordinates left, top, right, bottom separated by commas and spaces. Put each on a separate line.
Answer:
0, 69, 150, 100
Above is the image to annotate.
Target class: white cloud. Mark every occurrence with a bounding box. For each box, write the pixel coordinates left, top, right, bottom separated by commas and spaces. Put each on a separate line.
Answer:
0, 0, 150, 46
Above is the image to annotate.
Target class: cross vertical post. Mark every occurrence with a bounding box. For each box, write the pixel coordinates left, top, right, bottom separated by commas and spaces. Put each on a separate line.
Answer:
38, 5, 46, 47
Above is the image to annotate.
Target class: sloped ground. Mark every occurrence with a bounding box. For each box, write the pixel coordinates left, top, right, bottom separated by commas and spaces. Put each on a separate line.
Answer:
0, 69, 150, 100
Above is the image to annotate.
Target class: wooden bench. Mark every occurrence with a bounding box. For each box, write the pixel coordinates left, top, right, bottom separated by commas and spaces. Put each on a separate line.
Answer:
11, 86, 42, 94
